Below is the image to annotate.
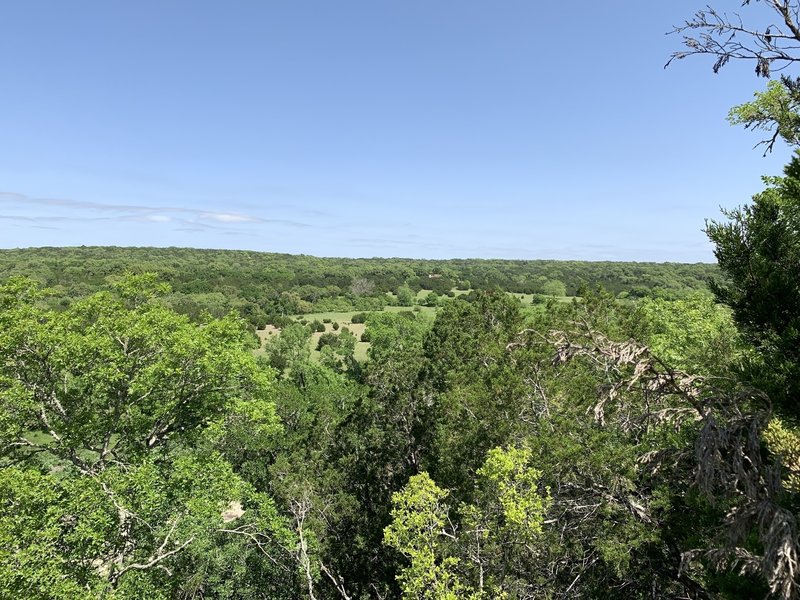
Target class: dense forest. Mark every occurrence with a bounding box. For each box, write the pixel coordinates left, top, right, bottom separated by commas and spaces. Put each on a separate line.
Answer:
4, 1, 800, 599
0, 246, 718, 327
2, 215, 798, 598
0, 258, 791, 599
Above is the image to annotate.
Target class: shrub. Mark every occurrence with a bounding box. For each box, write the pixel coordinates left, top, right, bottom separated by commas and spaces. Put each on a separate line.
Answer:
332, 322, 340, 330
395, 285, 415, 307
351, 312, 367, 324
268, 315, 294, 329
542, 279, 567, 297
422, 291, 439, 307
317, 332, 339, 351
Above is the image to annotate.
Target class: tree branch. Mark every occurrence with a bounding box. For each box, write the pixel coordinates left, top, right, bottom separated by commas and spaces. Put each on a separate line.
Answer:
667, 2, 800, 76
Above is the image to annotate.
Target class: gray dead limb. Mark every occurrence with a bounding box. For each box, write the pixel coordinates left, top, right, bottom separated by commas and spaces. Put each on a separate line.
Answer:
510, 321, 798, 598
666, 2, 800, 77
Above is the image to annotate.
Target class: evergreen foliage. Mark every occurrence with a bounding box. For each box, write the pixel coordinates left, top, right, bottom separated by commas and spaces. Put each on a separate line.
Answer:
707, 155, 800, 416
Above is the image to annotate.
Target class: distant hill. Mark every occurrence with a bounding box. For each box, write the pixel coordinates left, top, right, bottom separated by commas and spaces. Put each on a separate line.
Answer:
0, 246, 719, 326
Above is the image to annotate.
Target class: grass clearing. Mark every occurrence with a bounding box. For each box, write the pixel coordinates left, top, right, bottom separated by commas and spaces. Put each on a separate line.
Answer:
257, 292, 572, 362
292, 310, 364, 323
511, 292, 576, 304
257, 314, 371, 362
255, 324, 280, 347
383, 305, 437, 320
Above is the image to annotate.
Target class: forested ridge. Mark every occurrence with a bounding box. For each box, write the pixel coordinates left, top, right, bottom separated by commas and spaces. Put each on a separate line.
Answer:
1, 235, 797, 599
0, 273, 759, 599
0, 246, 717, 327
5, 1, 800, 598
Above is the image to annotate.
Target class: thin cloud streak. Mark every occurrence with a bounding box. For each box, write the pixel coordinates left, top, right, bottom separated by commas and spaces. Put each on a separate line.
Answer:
0, 191, 313, 229
200, 212, 257, 223
0, 214, 115, 223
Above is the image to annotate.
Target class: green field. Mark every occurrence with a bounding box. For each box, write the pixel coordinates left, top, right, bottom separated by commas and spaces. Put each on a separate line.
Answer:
256, 292, 571, 363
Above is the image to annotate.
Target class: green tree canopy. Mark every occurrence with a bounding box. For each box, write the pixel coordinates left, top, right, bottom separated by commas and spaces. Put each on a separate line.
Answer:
706, 154, 800, 415
0, 275, 294, 598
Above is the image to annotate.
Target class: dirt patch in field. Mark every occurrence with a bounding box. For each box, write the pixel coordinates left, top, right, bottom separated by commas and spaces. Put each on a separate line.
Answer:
256, 324, 281, 345
310, 322, 366, 347
257, 322, 369, 357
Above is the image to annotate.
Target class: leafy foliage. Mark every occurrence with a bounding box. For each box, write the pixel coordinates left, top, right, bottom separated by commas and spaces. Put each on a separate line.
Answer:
636, 293, 743, 375
385, 446, 550, 599
0, 259, 794, 597
0, 276, 295, 598
707, 155, 800, 416
0, 247, 717, 330
729, 78, 800, 154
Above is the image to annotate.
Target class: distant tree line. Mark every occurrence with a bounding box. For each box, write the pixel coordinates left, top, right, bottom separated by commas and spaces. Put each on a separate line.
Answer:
0, 247, 719, 328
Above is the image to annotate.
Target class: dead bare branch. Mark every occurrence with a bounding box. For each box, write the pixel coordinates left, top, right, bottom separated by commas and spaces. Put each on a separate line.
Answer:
667, 2, 800, 76
514, 319, 798, 598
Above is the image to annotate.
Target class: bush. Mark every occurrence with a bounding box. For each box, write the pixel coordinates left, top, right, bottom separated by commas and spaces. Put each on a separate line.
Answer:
323, 318, 332, 324
351, 312, 367, 324
317, 332, 339, 351
360, 331, 371, 342
310, 320, 326, 332
354, 296, 389, 311
332, 322, 340, 330
268, 315, 294, 329
542, 279, 567, 297
422, 291, 440, 307
395, 285, 415, 307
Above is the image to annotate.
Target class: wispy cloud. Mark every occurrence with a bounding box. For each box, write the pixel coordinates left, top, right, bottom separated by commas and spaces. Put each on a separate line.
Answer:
0, 191, 312, 230
200, 212, 258, 224
0, 191, 166, 214
222, 230, 258, 238
0, 214, 113, 223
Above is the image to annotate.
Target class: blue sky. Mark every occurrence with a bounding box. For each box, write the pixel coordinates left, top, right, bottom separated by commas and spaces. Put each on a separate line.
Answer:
0, 1, 792, 261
